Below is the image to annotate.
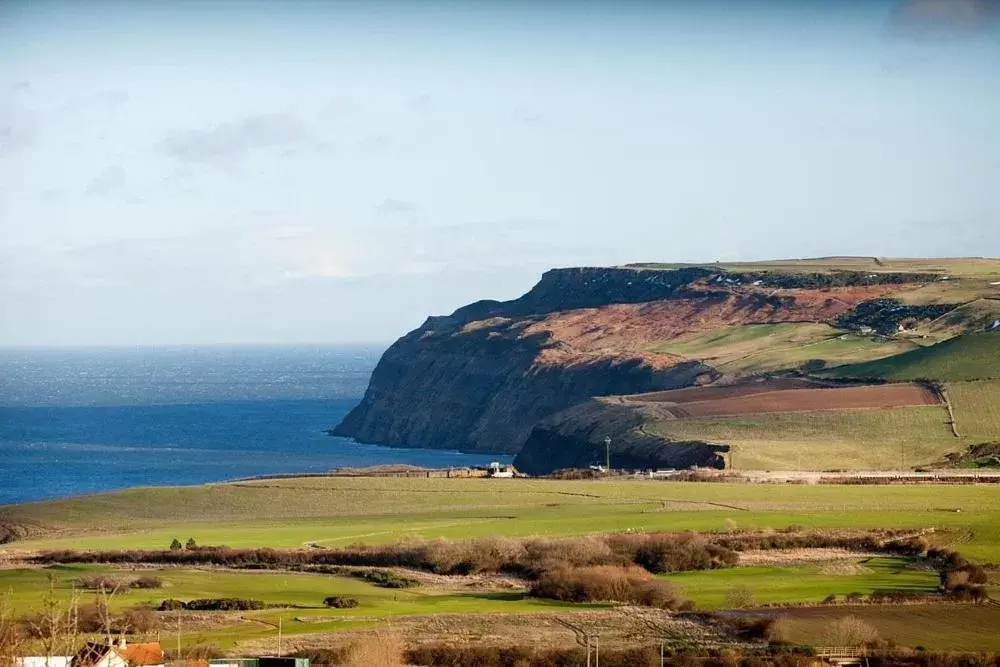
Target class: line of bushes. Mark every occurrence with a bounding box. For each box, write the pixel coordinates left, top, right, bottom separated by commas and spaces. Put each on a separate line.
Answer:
33, 532, 741, 577
927, 547, 991, 602
73, 575, 163, 592
33, 530, 926, 578
157, 598, 265, 611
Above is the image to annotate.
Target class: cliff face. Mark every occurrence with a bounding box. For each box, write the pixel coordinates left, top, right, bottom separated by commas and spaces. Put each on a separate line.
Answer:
334, 267, 720, 453
513, 399, 729, 475
334, 266, 916, 456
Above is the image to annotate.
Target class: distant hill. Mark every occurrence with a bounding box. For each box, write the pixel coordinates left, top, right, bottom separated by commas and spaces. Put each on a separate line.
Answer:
334, 257, 1000, 473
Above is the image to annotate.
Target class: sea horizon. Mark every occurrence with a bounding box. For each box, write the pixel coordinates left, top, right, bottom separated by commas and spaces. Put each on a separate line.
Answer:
0, 345, 512, 505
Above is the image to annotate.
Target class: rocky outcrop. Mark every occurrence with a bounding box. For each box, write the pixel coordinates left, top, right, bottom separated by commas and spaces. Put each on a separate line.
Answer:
513, 399, 728, 475
334, 319, 715, 453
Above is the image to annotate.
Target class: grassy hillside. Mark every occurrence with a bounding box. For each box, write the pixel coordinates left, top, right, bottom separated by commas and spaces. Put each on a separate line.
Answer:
651, 323, 916, 376
644, 405, 959, 471
825, 332, 1000, 381
947, 380, 1000, 440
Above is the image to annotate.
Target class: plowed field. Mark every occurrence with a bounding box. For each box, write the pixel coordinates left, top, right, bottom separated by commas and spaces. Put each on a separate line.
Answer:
627, 382, 940, 418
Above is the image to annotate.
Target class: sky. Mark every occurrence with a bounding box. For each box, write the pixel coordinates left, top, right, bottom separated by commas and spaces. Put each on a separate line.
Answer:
1, 0, 998, 346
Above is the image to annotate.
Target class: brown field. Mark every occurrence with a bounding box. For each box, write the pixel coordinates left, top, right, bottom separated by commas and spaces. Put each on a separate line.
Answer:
625, 379, 820, 404
626, 382, 940, 419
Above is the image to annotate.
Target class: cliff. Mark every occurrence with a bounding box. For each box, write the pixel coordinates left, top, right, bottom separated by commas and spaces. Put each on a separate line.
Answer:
513, 399, 729, 475
333, 265, 914, 455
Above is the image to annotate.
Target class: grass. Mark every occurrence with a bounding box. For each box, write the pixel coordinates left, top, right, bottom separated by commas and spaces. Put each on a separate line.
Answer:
644, 406, 961, 470
0, 565, 590, 649
650, 324, 915, 376
662, 556, 937, 610
825, 332, 1000, 382
771, 605, 1000, 652
6, 478, 1000, 564
947, 380, 1000, 440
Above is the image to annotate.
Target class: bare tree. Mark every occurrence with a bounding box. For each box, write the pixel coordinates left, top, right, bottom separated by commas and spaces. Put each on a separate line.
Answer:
24, 575, 81, 661
822, 616, 879, 647
0, 593, 27, 667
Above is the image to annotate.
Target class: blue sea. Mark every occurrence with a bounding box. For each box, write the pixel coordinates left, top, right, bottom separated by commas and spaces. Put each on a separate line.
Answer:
0, 346, 510, 505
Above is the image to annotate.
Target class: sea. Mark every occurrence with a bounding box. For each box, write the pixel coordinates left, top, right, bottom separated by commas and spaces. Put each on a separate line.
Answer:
0, 345, 510, 506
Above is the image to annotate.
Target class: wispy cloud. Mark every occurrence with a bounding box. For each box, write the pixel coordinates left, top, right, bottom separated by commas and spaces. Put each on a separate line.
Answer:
0, 101, 37, 156
86, 165, 127, 196
160, 113, 318, 164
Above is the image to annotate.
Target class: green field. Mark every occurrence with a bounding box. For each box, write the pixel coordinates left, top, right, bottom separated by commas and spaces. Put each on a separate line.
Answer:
0, 564, 586, 649
645, 406, 961, 470
650, 323, 915, 376
6, 478, 1000, 564
947, 380, 1000, 440
826, 332, 1000, 381
662, 557, 937, 610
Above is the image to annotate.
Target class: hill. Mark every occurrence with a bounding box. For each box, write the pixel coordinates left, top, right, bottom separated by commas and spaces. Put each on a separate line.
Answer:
335, 257, 1000, 472
824, 332, 1000, 381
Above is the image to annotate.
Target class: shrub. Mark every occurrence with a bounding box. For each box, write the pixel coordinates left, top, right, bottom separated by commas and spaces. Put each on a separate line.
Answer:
724, 586, 756, 609
158, 599, 186, 611
531, 565, 684, 609
822, 594, 837, 605
74, 576, 125, 592
122, 607, 159, 635
185, 538, 198, 550
322, 596, 360, 609
351, 569, 419, 589
169, 539, 182, 551
340, 631, 404, 667
131, 576, 163, 589
822, 616, 879, 647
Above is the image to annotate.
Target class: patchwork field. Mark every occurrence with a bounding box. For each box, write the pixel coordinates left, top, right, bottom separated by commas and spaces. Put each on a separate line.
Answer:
5, 477, 1000, 655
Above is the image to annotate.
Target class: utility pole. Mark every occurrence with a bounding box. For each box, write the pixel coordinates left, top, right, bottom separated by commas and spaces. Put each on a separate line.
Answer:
660, 641, 665, 667
604, 437, 611, 472
595, 635, 600, 667
277, 618, 283, 657
175, 614, 181, 662
586, 634, 591, 667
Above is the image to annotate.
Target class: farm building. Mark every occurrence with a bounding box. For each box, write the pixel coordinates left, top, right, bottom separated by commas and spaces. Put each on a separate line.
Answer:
70, 641, 164, 667
486, 461, 516, 478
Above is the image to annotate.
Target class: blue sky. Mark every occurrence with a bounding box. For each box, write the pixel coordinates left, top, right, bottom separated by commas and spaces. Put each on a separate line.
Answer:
1, 0, 998, 345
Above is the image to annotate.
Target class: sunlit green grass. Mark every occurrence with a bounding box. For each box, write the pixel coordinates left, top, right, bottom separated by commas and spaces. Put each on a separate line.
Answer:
6, 479, 1000, 564
0, 565, 594, 648
661, 557, 937, 610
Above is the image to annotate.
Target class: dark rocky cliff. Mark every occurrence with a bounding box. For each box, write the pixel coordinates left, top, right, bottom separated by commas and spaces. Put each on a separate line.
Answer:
333, 267, 719, 453
513, 399, 729, 475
